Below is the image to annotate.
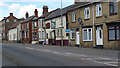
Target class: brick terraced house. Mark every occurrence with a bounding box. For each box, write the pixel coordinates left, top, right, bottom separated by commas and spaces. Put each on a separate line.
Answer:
20, 9, 38, 44
0, 13, 19, 41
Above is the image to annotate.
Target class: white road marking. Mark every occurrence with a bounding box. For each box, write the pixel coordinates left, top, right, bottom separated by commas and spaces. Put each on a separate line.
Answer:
24, 47, 118, 66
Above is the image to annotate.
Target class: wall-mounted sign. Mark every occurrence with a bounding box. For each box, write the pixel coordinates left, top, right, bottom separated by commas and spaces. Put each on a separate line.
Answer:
51, 22, 56, 29
46, 23, 50, 29
65, 29, 70, 33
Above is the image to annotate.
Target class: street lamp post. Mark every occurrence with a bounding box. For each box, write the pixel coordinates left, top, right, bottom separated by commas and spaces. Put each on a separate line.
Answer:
61, 0, 63, 46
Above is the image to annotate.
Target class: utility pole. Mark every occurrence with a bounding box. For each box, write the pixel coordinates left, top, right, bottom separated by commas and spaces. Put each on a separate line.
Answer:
61, 0, 63, 46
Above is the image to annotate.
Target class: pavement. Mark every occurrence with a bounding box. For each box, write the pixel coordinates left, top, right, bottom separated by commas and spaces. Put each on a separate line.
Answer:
1, 43, 120, 67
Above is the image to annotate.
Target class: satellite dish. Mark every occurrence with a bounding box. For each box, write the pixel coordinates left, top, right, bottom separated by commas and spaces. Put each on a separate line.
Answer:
103, 14, 107, 18
78, 18, 83, 25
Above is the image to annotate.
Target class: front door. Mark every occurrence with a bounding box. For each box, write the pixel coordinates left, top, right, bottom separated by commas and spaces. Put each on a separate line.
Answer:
96, 27, 103, 45
76, 31, 80, 45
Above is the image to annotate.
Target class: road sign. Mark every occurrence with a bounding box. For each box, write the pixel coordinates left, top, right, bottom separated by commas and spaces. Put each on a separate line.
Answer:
65, 29, 70, 33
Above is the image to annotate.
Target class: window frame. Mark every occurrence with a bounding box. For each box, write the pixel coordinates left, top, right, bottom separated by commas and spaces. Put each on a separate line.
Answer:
109, 2, 118, 15
96, 4, 102, 17
108, 26, 120, 41
70, 29, 75, 40
82, 28, 92, 41
34, 22, 37, 28
72, 12, 76, 22
84, 7, 90, 19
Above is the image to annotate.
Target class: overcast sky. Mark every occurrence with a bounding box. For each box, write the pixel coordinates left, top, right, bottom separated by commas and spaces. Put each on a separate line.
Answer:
0, 0, 73, 20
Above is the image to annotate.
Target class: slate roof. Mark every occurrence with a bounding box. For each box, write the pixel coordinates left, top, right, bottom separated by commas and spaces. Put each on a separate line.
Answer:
45, 2, 91, 20
21, 15, 35, 23
45, 5, 74, 20
9, 21, 22, 30
39, 12, 50, 18
32, 17, 38, 21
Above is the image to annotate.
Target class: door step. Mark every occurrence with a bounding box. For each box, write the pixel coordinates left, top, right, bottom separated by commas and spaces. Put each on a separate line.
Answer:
94, 45, 103, 49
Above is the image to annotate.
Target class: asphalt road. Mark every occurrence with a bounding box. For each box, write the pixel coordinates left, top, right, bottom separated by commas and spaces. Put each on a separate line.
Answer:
2, 43, 119, 67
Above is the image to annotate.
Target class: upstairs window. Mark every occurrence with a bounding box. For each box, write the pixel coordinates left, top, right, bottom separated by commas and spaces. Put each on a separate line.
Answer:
27, 23, 29, 29
6, 19, 9, 22
32, 22, 34, 29
85, 7, 90, 19
72, 12, 76, 22
35, 22, 37, 28
14, 19, 16, 23
96, 4, 102, 17
109, 2, 117, 15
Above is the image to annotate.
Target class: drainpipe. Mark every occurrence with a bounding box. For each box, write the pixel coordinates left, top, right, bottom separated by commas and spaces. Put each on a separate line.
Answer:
91, 2, 96, 47
61, 0, 63, 46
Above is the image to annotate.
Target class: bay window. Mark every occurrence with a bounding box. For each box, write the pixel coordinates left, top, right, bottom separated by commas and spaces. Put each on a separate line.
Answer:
83, 28, 92, 41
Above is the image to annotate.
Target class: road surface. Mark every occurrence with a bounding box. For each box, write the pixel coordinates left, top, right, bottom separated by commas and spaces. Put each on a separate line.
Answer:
2, 43, 119, 67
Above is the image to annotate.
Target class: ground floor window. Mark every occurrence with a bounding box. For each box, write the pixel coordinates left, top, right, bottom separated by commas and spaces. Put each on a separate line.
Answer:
70, 29, 75, 40
39, 31, 41, 39
13, 34, 16, 40
25, 32, 26, 38
27, 31, 29, 39
32, 33, 34, 40
42, 31, 44, 39
35, 32, 37, 40
108, 26, 120, 41
83, 28, 92, 41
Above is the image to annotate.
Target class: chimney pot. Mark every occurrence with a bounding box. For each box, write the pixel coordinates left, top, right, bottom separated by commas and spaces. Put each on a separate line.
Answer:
34, 9, 38, 17
25, 12, 29, 18
10, 13, 13, 16
43, 6, 48, 14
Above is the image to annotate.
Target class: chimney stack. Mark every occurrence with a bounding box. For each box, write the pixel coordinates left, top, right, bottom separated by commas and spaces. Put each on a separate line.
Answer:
4, 17, 6, 19
34, 9, 38, 17
74, 0, 79, 4
10, 13, 13, 16
43, 6, 48, 14
25, 12, 29, 18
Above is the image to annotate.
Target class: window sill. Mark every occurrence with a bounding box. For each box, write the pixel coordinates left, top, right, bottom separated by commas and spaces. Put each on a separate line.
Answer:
110, 13, 117, 16
96, 16, 102, 18
108, 40, 120, 41
84, 18, 90, 21
72, 21, 76, 23
83, 40, 92, 42
71, 39, 75, 41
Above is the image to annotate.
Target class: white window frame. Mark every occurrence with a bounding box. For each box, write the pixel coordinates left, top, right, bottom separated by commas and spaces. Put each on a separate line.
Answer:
83, 28, 92, 41
72, 12, 76, 22
42, 31, 44, 39
39, 31, 41, 39
25, 32, 26, 38
70, 29, 75, 40
84, 7, 90, 19
35, 22, 37, 28
96, 4, 102, 17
